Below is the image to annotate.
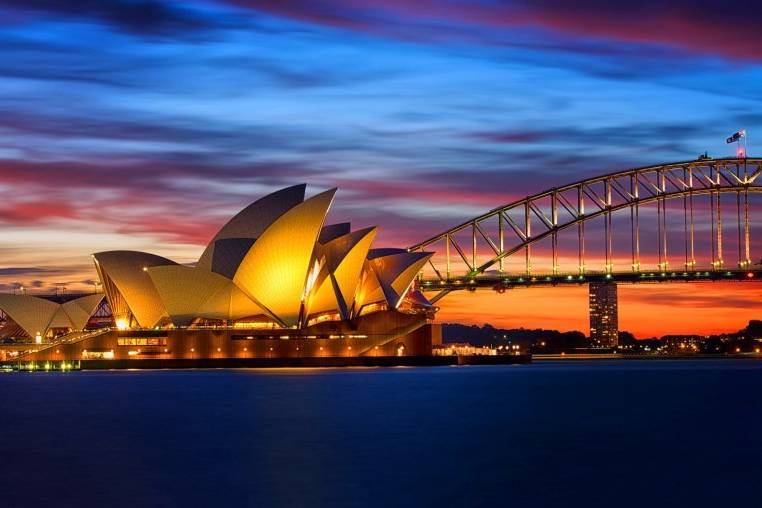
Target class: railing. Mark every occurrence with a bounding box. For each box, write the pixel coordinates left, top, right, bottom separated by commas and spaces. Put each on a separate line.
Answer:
14, 328, 112, 359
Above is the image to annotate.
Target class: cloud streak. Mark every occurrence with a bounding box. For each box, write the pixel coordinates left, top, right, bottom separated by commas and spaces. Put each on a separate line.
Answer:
0, 0, 225, 36
230, 0, 762, 60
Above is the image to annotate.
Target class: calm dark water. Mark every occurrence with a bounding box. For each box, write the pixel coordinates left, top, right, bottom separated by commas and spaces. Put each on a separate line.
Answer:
1, 360, 761, 507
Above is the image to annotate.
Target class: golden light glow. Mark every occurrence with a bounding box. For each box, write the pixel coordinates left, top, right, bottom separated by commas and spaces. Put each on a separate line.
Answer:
354, 265, 385, 312
93, 250, 176, 327
62, 186, 436, 337
308, 227, 378, 319
307, 276, 340, 319
147, 265, 230, 324
197, 184, 306, 272
232, 320, 277, 329
82, 350, 114, 359
303, 257, 324, 302
147, 265, 269, 326
305, 312, 341, 327
234, 188, 336, 327
358, 302, 386, 317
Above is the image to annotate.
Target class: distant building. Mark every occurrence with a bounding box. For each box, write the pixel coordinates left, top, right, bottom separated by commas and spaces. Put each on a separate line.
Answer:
589, 282, 618, 346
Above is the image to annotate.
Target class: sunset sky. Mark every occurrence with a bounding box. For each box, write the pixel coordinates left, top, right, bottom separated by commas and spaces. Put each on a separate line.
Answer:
2, 1, 762, 337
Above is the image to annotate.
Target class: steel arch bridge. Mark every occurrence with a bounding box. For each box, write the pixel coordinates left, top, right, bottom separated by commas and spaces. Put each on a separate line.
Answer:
409, 157, 762, 303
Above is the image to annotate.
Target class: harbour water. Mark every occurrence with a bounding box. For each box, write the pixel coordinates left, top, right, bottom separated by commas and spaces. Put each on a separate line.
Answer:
1, 360, 760, 507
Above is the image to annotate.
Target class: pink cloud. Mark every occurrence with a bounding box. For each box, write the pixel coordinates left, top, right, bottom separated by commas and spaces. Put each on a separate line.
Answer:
0, 200, 79, 223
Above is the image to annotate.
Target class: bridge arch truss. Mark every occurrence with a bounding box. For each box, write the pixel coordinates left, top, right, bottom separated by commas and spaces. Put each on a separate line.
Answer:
409, 157, 762, 300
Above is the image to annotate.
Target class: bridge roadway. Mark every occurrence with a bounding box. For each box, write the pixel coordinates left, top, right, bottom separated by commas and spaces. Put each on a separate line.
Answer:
418, 267, 762, 294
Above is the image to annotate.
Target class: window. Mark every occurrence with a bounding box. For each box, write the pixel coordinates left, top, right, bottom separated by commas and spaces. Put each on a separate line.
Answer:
82, 350, 114, 359
117, 337, 166, 346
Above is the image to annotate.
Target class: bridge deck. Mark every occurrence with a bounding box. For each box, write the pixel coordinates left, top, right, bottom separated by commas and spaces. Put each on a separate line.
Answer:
419, 268, 762, 292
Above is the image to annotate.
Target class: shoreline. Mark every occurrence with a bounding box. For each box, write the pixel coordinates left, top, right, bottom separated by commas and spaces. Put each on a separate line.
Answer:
1, 354, 532, 371
533, 353, 762, 360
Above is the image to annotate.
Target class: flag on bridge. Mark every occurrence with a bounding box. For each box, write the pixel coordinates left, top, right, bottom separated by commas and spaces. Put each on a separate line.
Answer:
726, 129, 746, 144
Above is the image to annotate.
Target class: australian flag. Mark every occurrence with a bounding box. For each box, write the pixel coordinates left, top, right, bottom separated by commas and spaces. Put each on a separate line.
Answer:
726, 129, 746, 143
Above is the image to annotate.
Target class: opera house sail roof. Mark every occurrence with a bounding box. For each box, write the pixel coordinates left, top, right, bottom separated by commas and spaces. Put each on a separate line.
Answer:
47, 185, 436, 333
0, 293, 104, 340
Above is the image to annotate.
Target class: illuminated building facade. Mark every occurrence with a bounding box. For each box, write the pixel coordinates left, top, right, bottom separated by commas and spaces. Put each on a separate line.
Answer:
6, 185, 440, 365
589, 282, 618, 347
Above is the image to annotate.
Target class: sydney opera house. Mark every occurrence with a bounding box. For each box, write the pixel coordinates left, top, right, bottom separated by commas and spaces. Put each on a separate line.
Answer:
0, 185, 442, 367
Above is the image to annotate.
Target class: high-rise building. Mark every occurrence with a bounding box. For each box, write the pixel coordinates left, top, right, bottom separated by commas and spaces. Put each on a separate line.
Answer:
589, 282, 618, 346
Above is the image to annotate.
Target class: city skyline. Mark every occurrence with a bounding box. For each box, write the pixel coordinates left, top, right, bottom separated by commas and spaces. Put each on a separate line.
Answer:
2, 1, 762, 337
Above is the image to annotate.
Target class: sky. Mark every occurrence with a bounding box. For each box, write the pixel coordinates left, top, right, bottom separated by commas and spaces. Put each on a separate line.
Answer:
2, 0, 762, 337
